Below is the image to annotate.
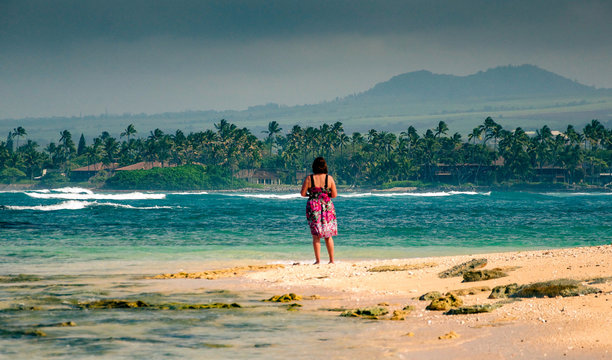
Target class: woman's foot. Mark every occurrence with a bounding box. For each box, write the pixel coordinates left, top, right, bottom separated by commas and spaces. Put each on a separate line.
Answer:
313, 261, 320, 265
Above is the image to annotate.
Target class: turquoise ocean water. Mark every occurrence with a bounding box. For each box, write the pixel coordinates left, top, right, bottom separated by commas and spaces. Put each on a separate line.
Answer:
1, 188, 611, 265
1, 188, 611, 359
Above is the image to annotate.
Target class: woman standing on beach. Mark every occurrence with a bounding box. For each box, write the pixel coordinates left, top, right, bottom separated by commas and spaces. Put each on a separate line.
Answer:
301, 157, 338, 264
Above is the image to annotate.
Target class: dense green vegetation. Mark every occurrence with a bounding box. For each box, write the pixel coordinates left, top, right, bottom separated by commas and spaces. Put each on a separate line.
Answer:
1, 117, 611, 189
105, 165, 249, 190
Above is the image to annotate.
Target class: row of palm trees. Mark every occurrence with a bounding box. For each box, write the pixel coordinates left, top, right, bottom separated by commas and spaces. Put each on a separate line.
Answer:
1, 118, 611, 185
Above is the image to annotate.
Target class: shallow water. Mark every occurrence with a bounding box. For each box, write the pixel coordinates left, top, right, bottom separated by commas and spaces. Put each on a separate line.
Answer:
1, 188, 611, 358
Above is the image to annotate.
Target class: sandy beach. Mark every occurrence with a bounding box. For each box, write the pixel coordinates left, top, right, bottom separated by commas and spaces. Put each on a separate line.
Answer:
151, 245, 612, 359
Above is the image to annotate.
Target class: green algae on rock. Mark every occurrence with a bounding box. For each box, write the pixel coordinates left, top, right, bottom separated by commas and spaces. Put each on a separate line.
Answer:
445, 303, 502, 315
79, 299, 150, 309
286, 303, 302, 311
419, 291, 442, 301
264, 293, 302, 302
0, 329, 47, 338
587, 276, 612, 285
0, 274, 42, 283
462, 268, 508, 282
489, 283, 520, 299
426, 293, 463, 311
390, 305, 415, 320
37, 321, 77, 327
158, 302, 241, 310
340, 306, 389, 319
451, 286, 491, 296
511, 279, 600, 298
77, 299, 241, 310
438, 259, 487, 278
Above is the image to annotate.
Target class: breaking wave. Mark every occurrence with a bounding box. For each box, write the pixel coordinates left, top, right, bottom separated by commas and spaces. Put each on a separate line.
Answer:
24, 190, 165, 200
216, 191, 491, 199
2, 200, 175, 211
340, 191, 491, 198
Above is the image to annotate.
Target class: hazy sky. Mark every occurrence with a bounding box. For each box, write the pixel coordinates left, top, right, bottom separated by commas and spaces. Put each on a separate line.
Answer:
1, 0, 611, 119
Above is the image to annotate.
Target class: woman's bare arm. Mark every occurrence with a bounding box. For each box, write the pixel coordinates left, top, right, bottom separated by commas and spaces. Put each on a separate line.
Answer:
329, 176, 338, 198
300, 176, 310, 197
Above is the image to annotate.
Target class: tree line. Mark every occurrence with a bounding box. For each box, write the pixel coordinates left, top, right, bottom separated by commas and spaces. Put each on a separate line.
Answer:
1, 117, 611, 186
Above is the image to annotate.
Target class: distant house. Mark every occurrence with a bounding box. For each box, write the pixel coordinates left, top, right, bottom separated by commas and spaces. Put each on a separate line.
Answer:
235, 169, 281, 185
115, 161, 175, 171
535, 166, 567, 182
70, 162, 118, 182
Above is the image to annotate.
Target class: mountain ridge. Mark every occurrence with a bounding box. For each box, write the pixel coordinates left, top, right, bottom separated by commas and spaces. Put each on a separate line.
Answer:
355, 64, 609, 101
2, 64, 612, 140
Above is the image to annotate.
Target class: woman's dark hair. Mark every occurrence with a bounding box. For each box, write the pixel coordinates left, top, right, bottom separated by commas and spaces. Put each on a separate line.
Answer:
312, 157, 328, 174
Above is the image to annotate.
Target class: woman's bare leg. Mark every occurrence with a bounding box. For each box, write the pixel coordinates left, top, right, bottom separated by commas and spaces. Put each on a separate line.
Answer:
325, 237, 335, 264
312, 236, 321, 264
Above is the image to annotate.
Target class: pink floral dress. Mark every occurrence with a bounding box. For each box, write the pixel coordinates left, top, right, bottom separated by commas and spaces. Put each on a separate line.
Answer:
306, 174, 338, 238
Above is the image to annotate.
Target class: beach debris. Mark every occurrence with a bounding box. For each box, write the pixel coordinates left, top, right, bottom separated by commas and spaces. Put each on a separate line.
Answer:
404, 332, 415, 337
445, 304, 502, 315
264, 293, 302, 302
150, 264, 285, 280
489, 283, 520, 299
340, 306, 389, 319
438, 258, 487, 278
367, 262, 437, 272
419, 291, 442, 301
511, 279, 600, 298
451, 286, 491, 296
0, 274, 42, 283
306, 294, 322, 300
76, 299, 241, 310
426, 292, 463, 311
438, 331, 460, 340
462, 268, 508, 282
378, 302, 390, 306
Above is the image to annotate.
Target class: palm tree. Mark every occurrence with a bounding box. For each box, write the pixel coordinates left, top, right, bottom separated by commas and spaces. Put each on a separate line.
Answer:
468, 127, 483, 144
58, 130, 75, 172
434, 121, 449, 138
262, 121, 282, 155
120, 124, 137, 142
12, 126, 27, 150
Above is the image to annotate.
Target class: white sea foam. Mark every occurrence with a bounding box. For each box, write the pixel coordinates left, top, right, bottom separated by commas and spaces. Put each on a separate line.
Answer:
543, 192, 612, 197
25, 191, 166, 200
3, 200, 175, 211
4, 200, 89, 211
341, 191, 491, 198
51, 187, 94, 194
170, 191, 209, 195
227, 193, 303, 199
218, 191, 491, 199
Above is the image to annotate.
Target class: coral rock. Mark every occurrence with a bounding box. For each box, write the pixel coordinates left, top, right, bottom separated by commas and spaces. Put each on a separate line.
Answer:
438, 259, 487, 278
462, 268, 508, 282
